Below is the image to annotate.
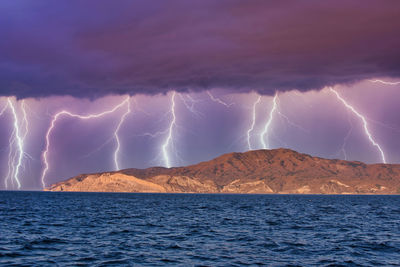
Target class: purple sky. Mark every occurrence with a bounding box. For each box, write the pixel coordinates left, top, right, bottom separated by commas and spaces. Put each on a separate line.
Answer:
0, 1, 400, 189
1, 1, 400, 97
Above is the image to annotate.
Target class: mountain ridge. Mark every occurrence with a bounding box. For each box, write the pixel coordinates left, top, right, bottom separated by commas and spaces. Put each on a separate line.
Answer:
45, 148, 400, 194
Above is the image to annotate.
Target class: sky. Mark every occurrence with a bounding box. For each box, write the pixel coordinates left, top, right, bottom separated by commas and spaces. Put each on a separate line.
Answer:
0, 1, 400, 190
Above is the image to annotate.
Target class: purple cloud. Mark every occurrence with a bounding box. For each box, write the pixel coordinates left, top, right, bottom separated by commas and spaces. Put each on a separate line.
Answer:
0, 0, 400, 98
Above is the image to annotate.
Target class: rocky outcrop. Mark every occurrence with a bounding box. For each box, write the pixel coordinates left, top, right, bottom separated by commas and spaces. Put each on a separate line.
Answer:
47, 173, 167, 193
45, 149, 400, 194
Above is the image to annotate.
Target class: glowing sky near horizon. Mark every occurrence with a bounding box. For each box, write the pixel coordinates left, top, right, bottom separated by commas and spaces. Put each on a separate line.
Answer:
1, 1, 400, 189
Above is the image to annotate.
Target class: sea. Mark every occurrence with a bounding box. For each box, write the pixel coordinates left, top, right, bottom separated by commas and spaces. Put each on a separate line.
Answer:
0, 192, 399, 266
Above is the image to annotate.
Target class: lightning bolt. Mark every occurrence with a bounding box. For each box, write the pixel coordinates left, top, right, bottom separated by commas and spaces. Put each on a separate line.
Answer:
247, 95, 261, 150
1, 100, 14, 189
0, 101, 11, 188
113, 99, 131, 171
0, 101, 8, 116
161, 92, 177, 168
332, 112, 354, 161
260, 93, 278, 149
179, 94, 203, 118
5, 98, 30, 189
340, 118, 353, 160
139, 92, 199, 167
5, 133, 15, 188
330, 88, 386, 163
207, 91, 234, 107
369, 79, 400, 86
277, 109, 308, 133
41, 96, 130, 188
0, 98, 28, 189
21, 100, 29, 142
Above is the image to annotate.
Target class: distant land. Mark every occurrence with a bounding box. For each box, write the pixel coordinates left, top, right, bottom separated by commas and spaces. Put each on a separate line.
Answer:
45, 149, 400, 194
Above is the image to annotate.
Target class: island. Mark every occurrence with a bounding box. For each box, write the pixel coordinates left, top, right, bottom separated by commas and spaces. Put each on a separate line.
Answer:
45, 149, 400, 194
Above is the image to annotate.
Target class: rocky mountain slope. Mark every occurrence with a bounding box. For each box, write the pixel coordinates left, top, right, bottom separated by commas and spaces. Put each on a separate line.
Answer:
45, 149, 400, 194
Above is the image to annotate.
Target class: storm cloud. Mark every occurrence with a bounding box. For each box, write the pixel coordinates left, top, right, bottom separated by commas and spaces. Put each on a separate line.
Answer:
1, 0, 400, 98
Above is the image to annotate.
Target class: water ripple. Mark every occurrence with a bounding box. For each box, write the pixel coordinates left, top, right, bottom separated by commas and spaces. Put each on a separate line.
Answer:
0, 192, 400, 266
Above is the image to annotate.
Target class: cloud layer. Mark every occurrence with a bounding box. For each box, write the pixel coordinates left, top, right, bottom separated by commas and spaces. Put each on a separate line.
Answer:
1, 0, 400, 98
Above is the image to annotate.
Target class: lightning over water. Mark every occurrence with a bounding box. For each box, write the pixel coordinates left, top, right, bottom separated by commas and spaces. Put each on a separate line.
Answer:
5, 129, 16, 189
3, 98, 30, 189
0, 0, 399, 193
161, 92, 177, 168
40, 97, 131, 188
141, 92, 202, 167
0, 81, 398, 190
246, 95, 261, 150
260, 93, 278, 149
330, 88, 386, 163
113, 99, 131, 171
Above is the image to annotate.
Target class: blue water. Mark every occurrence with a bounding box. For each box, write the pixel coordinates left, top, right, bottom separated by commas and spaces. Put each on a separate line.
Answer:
1, 192, 400, 266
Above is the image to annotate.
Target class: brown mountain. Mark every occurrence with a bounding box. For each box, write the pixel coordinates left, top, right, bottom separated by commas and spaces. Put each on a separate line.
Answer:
45, 149, 400, 194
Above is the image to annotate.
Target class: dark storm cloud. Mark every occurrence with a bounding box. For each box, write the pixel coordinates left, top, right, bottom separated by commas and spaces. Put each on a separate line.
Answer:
1, 0, 400, 98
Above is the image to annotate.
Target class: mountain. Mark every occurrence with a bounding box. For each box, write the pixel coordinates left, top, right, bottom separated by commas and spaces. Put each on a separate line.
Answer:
45, 149, 400, 194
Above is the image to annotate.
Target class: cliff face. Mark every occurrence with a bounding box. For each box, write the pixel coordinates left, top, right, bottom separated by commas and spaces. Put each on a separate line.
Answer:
45, 149, 400, 194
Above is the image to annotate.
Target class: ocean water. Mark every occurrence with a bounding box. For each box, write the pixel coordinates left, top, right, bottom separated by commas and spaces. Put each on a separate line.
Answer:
0, 192, 399, 266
